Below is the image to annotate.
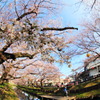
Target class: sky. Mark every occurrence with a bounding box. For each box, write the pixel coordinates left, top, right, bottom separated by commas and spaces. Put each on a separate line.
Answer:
61, 0, 83, 25
56, 0, 88, 78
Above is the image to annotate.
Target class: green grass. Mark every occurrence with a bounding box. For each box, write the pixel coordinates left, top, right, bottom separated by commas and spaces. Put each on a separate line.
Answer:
70, 77, 100, 90
71, 89, 100, 99
17, 85, 46, 95
0, 83, 19, 100
69, 77, 100, 99
18, 85, 68, 96
17, 85, 61, 96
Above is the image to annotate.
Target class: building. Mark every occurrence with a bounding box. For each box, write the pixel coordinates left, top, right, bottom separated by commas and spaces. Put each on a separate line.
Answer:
84, 56, 100, 77
75, 55, 100, 82
64, 76, 74, 85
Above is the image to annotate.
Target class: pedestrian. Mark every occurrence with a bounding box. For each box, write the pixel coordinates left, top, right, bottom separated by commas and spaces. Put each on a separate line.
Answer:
63, 86, 68, 96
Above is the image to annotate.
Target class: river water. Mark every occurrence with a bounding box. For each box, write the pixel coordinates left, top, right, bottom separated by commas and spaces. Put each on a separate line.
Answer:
16, 89, 41, 100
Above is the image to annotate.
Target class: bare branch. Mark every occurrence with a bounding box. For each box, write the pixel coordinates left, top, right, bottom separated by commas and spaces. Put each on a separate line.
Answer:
8, 74, 21, 80
91, 0, 97, 9
80, 0, 97, 9
41, 27, 78, 31
30, 72, 37, 75
1, 41, 12, 52
84, 54, 100, 68
0, 51, 39, 64
14, 0, 19, 18
2, 64, 6, 70
16, 10, 37, 21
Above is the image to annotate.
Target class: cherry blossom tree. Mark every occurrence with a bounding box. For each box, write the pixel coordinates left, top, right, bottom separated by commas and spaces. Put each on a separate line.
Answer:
12, 61, 63, 87
13, 74, 35, 86
0, 59, 27, 84
79, 0, 100, 9
64, 0, 100, 57
0, 0, 8, 10
74, 12, 100, 56
28, 61, 63, 87
65, 5, 100, 67
0, 0, 78, 84
0, 0, 77, 64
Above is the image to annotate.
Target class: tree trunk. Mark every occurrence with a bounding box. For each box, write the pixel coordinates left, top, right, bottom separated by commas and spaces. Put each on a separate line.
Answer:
0, 72, 9, 84
40, 79, 43, 88
0, 66, 12, 84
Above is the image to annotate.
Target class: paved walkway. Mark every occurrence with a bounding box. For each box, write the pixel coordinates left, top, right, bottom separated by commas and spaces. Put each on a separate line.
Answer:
39, 95, 76, 100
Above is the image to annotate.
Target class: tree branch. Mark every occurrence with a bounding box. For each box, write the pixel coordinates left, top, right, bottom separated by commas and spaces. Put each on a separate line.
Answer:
8, 74, 21, 80
81, 0, 97, 9
2, 64, 6, 70
91, 0, 96, 9
14, 0, 19, 18
14, 52, 37, 58
41, 27, 78, 31
0, 27, 4, 32
30, 73, 37, 75
0, 52, 38, 64
1, 41, 12, 52
16, 10, 37, 21
84, 54, 100, 70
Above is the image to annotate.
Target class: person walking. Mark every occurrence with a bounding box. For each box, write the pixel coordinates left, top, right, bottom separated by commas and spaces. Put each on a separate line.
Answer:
63, 86, 68, 96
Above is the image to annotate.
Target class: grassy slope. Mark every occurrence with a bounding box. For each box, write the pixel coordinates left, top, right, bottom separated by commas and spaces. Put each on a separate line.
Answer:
17, 85, 64, 96
17, 85, 48, 95
70, 77, 100, 90
0, 83, 19, 100
75, 89, 100, 99
69, 77, 100, 98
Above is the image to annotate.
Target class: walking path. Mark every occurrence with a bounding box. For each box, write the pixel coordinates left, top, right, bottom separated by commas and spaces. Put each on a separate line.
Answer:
39, 95, 76, 100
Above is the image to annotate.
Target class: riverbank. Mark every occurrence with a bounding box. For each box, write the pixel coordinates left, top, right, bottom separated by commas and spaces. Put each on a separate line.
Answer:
17, 85, 76, 100
69, 77, 100, 99
17, 77, 100, 100
16, 88, 76, 100
1, 82, 99, 100
0, 83, 19, 100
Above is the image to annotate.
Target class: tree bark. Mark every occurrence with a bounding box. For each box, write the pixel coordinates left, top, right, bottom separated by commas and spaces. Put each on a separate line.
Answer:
0, 51, 38, 64
40, 79, 43, 88
0, 68, 11, 84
